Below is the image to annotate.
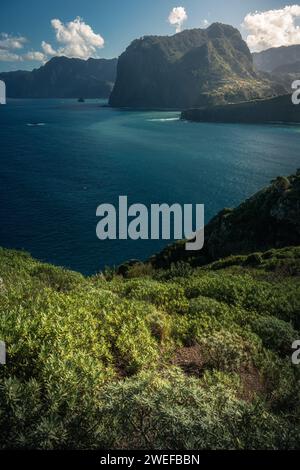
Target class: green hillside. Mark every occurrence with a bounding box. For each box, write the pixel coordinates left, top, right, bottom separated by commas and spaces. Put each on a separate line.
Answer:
0, 241, 300, 449
151, 170, 300, 268
1, 172, 300, 449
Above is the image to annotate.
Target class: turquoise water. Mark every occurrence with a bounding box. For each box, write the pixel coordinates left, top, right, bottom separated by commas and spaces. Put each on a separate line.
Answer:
0, 99, 299, 274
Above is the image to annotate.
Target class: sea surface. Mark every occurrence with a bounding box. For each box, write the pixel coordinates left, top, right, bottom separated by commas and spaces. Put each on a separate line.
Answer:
0, 99, 299, 275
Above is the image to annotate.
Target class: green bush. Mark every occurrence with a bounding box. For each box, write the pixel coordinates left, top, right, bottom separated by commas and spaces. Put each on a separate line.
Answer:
31, 265, 84, 292
251, 316, 298, 357
97, 370, 296, 449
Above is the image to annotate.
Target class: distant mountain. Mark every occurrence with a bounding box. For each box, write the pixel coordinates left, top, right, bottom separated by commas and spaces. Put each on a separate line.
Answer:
273, 60, 300, 74
109, 23, 283, 109
181, 94, 300, 124
0, 56, 117, 98
253, 45, 300, 73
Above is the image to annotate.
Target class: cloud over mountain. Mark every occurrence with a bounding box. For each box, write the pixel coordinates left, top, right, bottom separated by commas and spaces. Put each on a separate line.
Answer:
168, 7, 187, 33
0, 17, 105, 64
0, 33, 27, 61
44, 17, 105, 59
243, 5, 300, 52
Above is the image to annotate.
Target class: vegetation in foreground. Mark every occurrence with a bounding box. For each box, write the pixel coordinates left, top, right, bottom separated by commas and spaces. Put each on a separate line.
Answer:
0, 243, 300, 449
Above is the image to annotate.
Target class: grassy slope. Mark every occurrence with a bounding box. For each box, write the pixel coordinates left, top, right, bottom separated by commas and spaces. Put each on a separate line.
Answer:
0, 245, 300, 449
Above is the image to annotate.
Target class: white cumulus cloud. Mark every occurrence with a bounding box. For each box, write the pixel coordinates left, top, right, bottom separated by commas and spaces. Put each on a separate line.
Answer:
23, 51, 46, 62
41, 41, 56, 56
0, 18, 105, 64
44, 17, 105, 59
168, 7, 188, 33
0, 33, 27, 51
0, 33, 45, 63
243, 5, 300, 52
0, 50, 22, 62
0, 33, 27, 61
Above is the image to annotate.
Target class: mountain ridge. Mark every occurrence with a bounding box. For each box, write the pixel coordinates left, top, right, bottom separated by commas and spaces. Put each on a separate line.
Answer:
253, 45, 300, 73
0, 56, 117, 98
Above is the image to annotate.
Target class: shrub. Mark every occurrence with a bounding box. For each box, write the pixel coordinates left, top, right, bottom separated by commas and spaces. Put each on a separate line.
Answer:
97, 370, 294, 449
31, 265, 84, 292
154, 261, 194, 281
197, 330, 257, 372
251, 316, 298, 357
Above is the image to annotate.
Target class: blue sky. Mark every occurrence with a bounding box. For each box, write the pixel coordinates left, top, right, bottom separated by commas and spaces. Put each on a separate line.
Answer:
0, 1, 298, 71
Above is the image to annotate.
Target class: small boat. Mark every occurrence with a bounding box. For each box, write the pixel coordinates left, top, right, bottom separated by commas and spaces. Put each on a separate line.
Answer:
78, 97, 85, 103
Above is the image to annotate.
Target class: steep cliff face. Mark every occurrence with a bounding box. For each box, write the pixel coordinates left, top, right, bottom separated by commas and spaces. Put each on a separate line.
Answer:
109, 23, 281, 109
151, 171, 300, 268
0, 56, 117, 98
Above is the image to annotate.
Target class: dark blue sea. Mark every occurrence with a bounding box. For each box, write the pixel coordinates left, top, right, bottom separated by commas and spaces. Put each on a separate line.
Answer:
0, 99, 299, 275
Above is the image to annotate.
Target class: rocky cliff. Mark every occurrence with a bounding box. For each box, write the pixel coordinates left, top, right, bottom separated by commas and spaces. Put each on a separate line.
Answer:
151, 170, 300, 268
110, 23, 283, 109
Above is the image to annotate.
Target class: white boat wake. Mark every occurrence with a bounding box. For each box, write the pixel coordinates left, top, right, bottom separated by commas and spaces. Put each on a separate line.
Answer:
147, 117, 180, 122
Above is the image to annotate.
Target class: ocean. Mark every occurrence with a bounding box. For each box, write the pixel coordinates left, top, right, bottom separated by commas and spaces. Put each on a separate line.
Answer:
0, 98, 299, 275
